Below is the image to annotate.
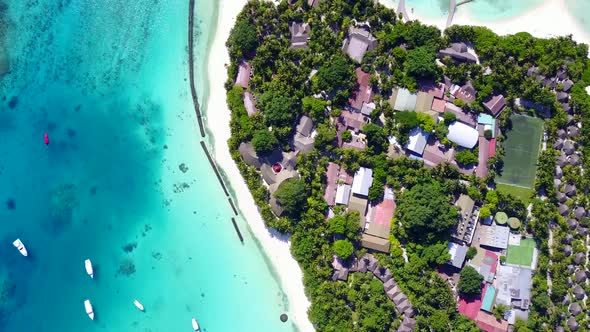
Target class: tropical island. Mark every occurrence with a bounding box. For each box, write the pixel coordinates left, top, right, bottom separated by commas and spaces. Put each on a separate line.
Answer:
223, 0, 590, 330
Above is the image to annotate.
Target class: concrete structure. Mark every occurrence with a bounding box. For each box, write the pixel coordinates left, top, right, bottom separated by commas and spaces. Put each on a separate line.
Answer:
479, 224, 510, 249
452, 194, 477, 244
495, 265, 532, 310
447, 121, 479, 148
342, 27, 377, 63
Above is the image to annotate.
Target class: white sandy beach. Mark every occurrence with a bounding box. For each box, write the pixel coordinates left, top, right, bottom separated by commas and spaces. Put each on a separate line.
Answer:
380, 0, 590, 46
204, 1, 314, 331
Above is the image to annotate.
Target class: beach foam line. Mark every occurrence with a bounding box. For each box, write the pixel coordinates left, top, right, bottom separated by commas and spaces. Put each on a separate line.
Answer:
188, 0, 206, 137
204, 0, 314, 331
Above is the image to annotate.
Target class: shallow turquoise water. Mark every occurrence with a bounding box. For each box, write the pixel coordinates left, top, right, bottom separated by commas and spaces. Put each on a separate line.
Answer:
0, 1, 293, 331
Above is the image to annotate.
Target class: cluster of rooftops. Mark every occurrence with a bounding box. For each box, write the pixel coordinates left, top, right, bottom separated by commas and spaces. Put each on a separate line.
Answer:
232, 4, 589, 330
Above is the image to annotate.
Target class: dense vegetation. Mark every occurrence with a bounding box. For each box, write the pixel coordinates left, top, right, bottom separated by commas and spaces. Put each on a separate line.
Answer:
224, 0, 590, 331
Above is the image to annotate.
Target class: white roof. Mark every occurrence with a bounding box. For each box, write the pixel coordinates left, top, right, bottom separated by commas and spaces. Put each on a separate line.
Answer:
335, 184, 352, 205
351, 167, 373, 197
361, 102, 375, 116
447, 242, 468, 268
406, 127, 429, 155
479, 224, 510, 249
447, 121, 478, 148
394, 88, 417, 111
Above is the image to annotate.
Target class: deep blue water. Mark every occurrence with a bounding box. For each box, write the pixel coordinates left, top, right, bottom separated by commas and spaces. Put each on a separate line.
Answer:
0, 1, 293, 331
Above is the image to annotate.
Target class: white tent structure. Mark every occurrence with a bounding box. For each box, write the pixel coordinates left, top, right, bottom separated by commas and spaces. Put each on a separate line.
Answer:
447, 121, 478, 148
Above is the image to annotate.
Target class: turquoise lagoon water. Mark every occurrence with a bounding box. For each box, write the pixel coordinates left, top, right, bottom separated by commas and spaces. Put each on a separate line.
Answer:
0, 1, 293, 331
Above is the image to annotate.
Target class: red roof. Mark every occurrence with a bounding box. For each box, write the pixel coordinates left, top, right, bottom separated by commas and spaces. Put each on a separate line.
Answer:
476, 137, 490, 178
484, 250, 498, 274
324, 162, 340, 205
458, 283, 486, 320
372, 198, 395, 227
489, 138, 496, 157
348, 68, 373, 110
431, 98, 446, 113
475, 311, 509, 332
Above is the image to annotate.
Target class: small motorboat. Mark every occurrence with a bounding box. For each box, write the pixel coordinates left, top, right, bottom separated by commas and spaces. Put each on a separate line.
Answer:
133, 299, 144, 311
192, 318, 200, 332
44, 133, 49, 145
13, 239, 28, 257
84, 299, 94, 320
85, 259, 94, 278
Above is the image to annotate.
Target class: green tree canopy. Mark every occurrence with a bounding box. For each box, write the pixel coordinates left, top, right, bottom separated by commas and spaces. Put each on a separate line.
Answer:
274, 178, 308, 217
328, 211, 361, 241
313, 54, 355, 96
302, 97, 328, 123
363, 123, 388, 153
227, 18, 258, 59
396, 182, 458, 243
406, 46, 438, 79
251, 129, 277, 154
314, 123, 337, 150
454, 150, 478, 166
458, 266, 484, 296
333, 239, 354, 259
258, 87, 298, 128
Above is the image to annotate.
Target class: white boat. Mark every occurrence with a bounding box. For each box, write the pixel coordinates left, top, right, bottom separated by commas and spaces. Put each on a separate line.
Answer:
84, 299, 94, 320
133, 299, 144, 311
191, 318, 200, 332
85, 259, 94, 278
12, 239, 28, 257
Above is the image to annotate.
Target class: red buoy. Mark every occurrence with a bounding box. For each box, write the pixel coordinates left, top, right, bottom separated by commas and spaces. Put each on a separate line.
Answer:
44, 133, 49, 145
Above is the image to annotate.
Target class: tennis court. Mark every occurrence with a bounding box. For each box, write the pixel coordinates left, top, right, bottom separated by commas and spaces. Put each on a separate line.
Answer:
496, 114, 544, 189
506, 238, 536, 267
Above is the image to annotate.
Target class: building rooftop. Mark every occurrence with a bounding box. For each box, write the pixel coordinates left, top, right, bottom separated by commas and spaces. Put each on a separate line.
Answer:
451, 194, 476, 243
235, 61, 251, 88
349, 195, 368, 226
348, 67, 373, 111
296, 115, 314, 137
406, 127, 429, 156
479, 224, 510, 249
475, 311, 508, 332
289, 22, 311, 49
447, 121, 479, 148
438, 42, 478, 63
483, 94, 506, 117
447, 241, 468, 268
445, 103, 477, 126
351, 167, 373, 197
335, 184, 352, 205
431, 98, 446, 113
415, 92, 435, 113
243, 92, 258, 116
390, 88, 417, 111
324, 162, 340, 206
342, 27, 377, 63
495, 265, 532, 310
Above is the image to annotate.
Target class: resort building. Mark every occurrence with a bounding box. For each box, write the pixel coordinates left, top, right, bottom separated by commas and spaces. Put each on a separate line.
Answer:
483, 94, 506, 117
451, 194, 477, 244
438, 42, 478, 63
452, 82, 477, 103
289, 22, 311, 49
238, 142, 262, 169
362, 187, 395, 253
335, 184, 352, 205
352, 167, 373, 197
445, 103, 477, 126
447, 241, 468, 269
447, 121, 479, 149
324, 162, 340, 206
235, 61, 252, 88
348, 68, 373, 112
243, 91, 258, 116
495, 265, 533, 310
479, 223, 510, 250
406, 127, 429, 157
389, 88, 417, 111
475, 311, 509, 332
293, 115, 315, 153
307, 0, 321, 7
342, 27, 378, 63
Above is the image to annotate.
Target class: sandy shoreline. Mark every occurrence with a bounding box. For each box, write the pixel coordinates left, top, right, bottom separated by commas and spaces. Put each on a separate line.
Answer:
380, 0, 590, 46
203, 0, 314, 331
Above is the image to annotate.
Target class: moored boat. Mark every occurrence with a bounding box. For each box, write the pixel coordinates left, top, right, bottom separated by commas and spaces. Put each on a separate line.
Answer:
133, 299, 144, 311
191, 318, 200, 332
13, 239, 28, 257
85, 259, 94, 278
84, 299, 94, 320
